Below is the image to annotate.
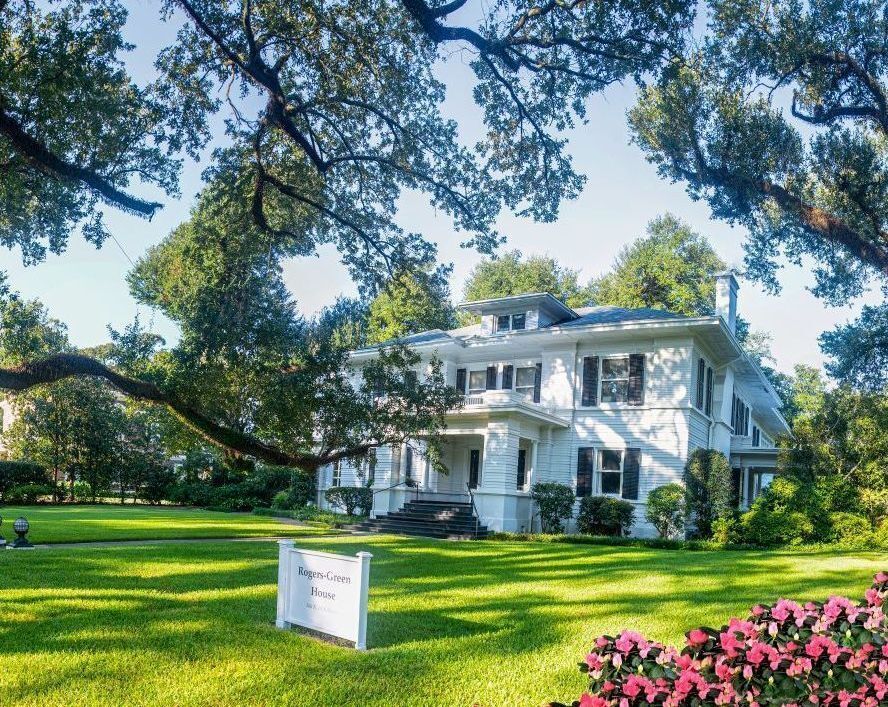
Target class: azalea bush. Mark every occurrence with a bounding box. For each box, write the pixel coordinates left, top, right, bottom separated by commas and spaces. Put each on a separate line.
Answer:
552, 572, 887, 707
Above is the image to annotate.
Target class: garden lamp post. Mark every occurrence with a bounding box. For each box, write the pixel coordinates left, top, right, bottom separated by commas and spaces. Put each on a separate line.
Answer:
12, 517, 32, 549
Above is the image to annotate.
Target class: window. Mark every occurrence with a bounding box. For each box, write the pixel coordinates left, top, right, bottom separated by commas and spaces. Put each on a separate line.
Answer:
516, 448, 527, 490
495, 313, 527, 332
599, 449, 623, 495
752, 426, 760, 447
331, 459, 342, 487
732, 393, 750, 435
696, 358, 706, 409
515, 366, 537, 399
468, 370, 487, 394
600, 356, 629, 403
704, 366, 713, 416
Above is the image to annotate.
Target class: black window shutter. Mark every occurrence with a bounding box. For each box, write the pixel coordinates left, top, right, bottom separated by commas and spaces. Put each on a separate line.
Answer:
705, 367, 713, 416
628, 354, 645, 406
502, 364, 514, 390
621, 448, 640, 500
576, 447, 594, 497
404, 446, 413, 482
581, 356, 599, 406
486, 365, 497, 390
533, 362, 542, 403
696, 358, 705, 409
455, 368, 467, 394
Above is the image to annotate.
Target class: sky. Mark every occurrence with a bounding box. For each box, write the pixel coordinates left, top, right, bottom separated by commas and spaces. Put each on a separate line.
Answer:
1, 0, 882, 375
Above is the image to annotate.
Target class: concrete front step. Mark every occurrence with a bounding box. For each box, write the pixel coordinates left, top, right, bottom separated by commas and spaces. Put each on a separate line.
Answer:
354, 518, 486, 534
353, 524, 489, 540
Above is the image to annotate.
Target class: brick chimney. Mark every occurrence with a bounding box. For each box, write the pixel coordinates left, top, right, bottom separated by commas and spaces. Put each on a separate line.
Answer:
714, 271, 739, 335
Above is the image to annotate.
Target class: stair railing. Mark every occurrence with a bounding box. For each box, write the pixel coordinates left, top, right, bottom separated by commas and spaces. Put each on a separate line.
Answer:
465, 482, 480, 537
371, 478, 418, 496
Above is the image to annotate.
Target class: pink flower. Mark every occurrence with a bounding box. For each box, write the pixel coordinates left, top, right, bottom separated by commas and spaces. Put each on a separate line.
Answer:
687, 629, 708, 647
579, 693, 609, 707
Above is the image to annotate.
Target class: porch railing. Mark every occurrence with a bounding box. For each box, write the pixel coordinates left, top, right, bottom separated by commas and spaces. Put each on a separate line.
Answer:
465, 482, 480, 536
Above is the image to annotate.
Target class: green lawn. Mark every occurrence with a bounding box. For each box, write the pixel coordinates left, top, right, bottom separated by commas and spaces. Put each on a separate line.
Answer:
0, 505, 334, 543
0, 535, 883, 706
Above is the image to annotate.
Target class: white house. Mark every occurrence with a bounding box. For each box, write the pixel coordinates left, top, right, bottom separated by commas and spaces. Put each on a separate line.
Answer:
320, 273, 789, 538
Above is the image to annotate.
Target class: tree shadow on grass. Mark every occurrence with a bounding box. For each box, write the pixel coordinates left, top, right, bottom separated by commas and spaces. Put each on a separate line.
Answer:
0, 537, 882, 705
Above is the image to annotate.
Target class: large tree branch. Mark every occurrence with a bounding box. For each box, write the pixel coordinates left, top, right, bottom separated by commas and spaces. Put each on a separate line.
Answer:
0, 107, 162, 218
0, 353, 383, 471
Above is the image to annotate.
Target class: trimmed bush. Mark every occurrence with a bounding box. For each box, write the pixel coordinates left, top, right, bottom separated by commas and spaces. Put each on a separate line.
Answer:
876, 518, 888, 549
5, 482, 57, 504
554, 572, 888, 707
271, 490, 290, 509
324, 487, 372, 516
0, 460, 49, 501
683, 449, 732, 538
576, 496, 635, 537
738, 506, 814, 547
645, 483, 685, 538
827, 512, 874, 546
531, 482, 575, 533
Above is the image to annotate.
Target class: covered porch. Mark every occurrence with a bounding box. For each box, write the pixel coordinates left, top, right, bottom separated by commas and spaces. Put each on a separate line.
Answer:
730, 447, 781, 509
371, 406, 567, 533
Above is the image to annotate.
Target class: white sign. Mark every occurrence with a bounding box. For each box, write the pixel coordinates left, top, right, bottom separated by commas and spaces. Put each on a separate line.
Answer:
276, 541, 372, 649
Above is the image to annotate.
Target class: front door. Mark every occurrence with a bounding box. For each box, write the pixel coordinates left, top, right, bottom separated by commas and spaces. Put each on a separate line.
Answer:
468, 449, 480, 489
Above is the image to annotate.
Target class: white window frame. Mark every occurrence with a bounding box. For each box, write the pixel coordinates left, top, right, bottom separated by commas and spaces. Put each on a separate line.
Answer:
331, 459, 342, 487
597, 449, 624, 496
599, 355, 630, 404
514, 366, 536, 399
468, 370, 487, 394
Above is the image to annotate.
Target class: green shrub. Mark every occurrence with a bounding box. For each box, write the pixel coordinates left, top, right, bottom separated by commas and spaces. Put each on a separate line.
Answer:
576, 496, 635, 536
875, 518, 888, 549
324, 487, 372, 516
738, 507, 814, 546
683, 449, 732, 538
826, 512, 873, 546
860, 488, 888, 525
271, 490, 291, 509
645, 483, 685, 538
531, 482, 575, 533
5, 483, 57, 504
711, 511, 741, 544
0, 460, 49, 501
71, 480, 93, 503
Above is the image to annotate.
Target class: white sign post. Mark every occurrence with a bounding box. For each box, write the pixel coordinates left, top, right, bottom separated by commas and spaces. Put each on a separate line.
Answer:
276, 540, 372, 650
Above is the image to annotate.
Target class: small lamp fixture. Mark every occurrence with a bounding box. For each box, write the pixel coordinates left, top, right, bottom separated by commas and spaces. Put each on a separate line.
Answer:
0, 516, 5, 548
12, 517, 32, 549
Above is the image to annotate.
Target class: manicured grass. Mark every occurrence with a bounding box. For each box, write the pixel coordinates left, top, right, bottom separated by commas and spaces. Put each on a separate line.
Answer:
0, 535, 883, 706
0, 505, 336, 544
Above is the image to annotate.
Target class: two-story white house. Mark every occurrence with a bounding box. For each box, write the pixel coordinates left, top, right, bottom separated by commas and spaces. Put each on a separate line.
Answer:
321, 273, 789, 538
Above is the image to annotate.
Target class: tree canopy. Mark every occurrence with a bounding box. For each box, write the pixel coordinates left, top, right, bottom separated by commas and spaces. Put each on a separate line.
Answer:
589, 214, 727, 316
628, 0, 888, 389
462, 250, 593, 311
366, 268, 456, 344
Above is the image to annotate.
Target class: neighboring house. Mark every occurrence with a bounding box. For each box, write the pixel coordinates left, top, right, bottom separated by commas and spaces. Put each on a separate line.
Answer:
320, 273, 789, 538
0, 396, 14, 456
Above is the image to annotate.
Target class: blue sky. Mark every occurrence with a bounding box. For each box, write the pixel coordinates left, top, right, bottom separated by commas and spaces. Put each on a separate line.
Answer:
1, 1, 880, 374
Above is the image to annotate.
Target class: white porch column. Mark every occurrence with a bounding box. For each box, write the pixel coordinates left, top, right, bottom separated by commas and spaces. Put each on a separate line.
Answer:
529, 440, 539, 488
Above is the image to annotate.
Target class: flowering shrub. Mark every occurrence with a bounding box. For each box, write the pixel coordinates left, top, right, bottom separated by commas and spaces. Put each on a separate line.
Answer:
552, 572, 887, 707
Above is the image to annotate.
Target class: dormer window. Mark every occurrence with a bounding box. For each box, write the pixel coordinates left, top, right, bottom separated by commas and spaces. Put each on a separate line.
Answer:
496, 313, 526, 332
